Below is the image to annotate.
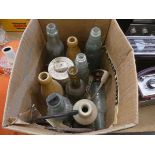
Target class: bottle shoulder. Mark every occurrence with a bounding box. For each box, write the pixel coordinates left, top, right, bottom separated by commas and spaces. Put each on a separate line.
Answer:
66, 80, 85, 92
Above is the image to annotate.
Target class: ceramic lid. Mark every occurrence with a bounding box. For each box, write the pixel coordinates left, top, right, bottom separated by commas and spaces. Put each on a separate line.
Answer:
48, 57, 74, 81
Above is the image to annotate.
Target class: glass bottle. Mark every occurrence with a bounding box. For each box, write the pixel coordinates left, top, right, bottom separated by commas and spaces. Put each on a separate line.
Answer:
66, 36, 80, 61
75, 53, 89, 84
90, 70, 106, 130
46, 93, 73, 121
85, 26, 104, 71
38, 71, 64, 98
46, 23, 64, 62
65, 66, 86, 103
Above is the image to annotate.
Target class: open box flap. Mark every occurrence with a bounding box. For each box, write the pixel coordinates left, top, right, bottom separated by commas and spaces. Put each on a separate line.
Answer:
2, 19, 46, 127
105, 20, 138, 126
117, 104, 155, 133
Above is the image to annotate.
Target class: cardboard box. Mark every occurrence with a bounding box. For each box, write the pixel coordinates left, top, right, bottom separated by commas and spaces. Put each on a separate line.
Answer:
2, 19, 138, 134
115, 104, 155, 134
0, 19, 29, 32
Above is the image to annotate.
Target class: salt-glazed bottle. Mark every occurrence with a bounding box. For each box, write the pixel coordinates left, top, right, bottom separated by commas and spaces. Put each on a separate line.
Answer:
73, 99, 98, 125
46, 23, 64, 62
65, 66, 86, 103
75, 53, 89, 84
38, 71, 64, 98
46, 93, 73, 121
85, 26, 104, 71
66, 36, 81, 61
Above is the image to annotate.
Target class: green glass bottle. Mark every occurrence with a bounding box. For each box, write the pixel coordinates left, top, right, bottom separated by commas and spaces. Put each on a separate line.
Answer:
46, 23, 64, 62
85, 26, 104, 71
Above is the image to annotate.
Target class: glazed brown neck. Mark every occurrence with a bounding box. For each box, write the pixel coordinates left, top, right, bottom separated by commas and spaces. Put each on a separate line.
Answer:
68, 67, 80, 88
38, 72, 53, 85
70, 76, 80, 88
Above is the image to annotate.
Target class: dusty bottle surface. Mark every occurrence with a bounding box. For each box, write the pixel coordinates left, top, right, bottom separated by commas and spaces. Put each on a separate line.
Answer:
46, 93, 73, 121
75, 53, 89, 84
38, 71, 64, 98
90, 70, 106, 130
85, 26, 104, 71
65, 66, 86, 103
66, 36, 80, 61
46, 23, 64, 62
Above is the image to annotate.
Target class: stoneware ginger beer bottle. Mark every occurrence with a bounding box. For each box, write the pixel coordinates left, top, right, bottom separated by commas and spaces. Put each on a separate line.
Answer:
38, 71, 64, 98
66, 36, 80, 61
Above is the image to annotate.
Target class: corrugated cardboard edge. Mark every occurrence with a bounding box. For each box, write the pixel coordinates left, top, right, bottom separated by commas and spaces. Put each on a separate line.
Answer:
4, 123, 136, 135
2, 23, 28, 127
106, 20, 139, 127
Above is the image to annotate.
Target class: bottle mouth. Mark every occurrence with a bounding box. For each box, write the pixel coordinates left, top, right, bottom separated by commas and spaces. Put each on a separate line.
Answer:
79, 103, 92, 117
2, 46, 12, 53
46, 93, 61, 107
76, 53, 87, 63
46, 23, 58, 36
38, 72, 50, 83
90, 26, 101, 38
67, 36, 78, 46
68, 66, 78, 76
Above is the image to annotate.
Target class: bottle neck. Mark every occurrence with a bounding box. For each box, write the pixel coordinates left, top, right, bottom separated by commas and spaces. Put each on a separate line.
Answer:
70, 76, 80, 88
75, 53, 88, 68
47, 34, 60, 45
38, 72, 53, 85
46, 93, 65, 114
67, 36, 78, 48
88, 35, 102, 43
79, 102, 92, 118
87, 26, 102, 47
68, 67, 81, 88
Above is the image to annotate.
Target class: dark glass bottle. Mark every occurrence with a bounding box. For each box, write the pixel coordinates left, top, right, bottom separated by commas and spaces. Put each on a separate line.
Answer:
65, 66, 86, 103
85, 26, 104, 71
46, 23, 64, 62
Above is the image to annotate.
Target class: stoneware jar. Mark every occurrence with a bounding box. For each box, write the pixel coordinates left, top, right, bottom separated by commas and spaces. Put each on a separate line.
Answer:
66, 36, 81, 61
48, 57, 74, 85
38, 71, 64, 98
73, 99, 98, 125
